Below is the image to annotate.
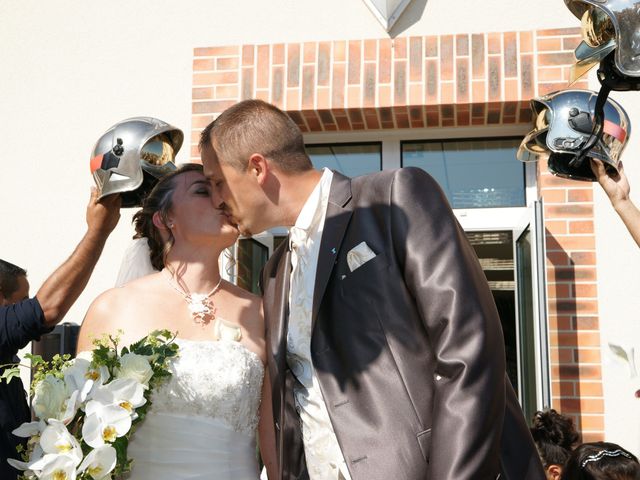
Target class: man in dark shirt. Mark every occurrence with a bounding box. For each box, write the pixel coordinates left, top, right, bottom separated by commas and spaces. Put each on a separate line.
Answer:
0, 188, 120, 479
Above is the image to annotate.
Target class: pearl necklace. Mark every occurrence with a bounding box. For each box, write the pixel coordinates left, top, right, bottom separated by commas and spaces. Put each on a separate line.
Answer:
164, 270, 222, 326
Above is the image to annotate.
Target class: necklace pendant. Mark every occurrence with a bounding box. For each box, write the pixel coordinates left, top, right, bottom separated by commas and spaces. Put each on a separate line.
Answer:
187, 295, 215, 326
163, 270, 223, 327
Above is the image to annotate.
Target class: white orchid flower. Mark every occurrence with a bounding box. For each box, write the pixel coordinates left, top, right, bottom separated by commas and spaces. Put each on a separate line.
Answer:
12, 420, 46, 438
77, 445, 117, 480
63, 358, 110, 403
63, 358, 90, 395
8, 421, 46, 473
39, 419, 83, 466
82, 400, 132, 448
59, 390, 82, 425
28, 453, 77, 480
91, 377, 146, 418
6, 457, 38, 477
6, 437, 44, 475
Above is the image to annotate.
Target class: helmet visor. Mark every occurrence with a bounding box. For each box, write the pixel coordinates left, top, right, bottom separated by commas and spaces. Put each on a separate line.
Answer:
517, 129, 550, 162
569, 39, 617, 83
581, 6, 615, 48
517, 108, 551, 162
140, 133, 177, 166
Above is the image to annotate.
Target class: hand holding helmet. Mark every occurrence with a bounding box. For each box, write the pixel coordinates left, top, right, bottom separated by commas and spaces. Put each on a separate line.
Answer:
86, 187, 121, 236
591, 158, 631, 206
90, 117, 183, 207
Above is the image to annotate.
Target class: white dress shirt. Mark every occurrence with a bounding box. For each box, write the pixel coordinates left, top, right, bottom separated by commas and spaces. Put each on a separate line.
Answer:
287, 168, 352, 480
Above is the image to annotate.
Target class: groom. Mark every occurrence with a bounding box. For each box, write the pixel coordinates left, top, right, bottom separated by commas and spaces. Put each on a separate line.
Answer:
200, 100, 544, 480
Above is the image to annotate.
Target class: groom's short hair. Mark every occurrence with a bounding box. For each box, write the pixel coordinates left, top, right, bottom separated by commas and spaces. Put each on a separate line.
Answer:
199, 99, 312, 173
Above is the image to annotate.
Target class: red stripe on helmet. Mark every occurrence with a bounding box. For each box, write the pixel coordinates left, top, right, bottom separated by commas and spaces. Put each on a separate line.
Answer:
90, 154, 104, 173
603, 120, 627, 143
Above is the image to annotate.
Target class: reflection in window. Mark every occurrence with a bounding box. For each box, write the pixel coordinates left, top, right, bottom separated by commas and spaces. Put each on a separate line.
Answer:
402, 139, 525, 208
306, 143, 382, 177
236, 238, 269, 294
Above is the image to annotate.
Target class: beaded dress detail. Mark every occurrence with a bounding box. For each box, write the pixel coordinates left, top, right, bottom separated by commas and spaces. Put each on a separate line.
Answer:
126, 336, 264, 480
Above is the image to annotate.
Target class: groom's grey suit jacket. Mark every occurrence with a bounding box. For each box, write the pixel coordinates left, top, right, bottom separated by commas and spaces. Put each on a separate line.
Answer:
261, 168, 545, 480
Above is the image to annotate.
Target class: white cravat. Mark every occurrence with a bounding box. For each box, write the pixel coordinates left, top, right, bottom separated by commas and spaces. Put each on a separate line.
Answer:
287, 169, 352, 480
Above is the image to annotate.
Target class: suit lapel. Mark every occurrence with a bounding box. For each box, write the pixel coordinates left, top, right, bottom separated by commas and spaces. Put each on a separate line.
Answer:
270, 241, 292, 379
312, 172, 353, 328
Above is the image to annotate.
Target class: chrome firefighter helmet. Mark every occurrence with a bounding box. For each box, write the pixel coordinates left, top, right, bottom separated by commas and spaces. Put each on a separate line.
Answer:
565, 0, 640, 86
90, 117, 183, 207
517, 89, 630, 181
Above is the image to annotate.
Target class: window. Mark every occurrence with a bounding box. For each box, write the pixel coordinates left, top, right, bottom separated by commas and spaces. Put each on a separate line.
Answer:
236, 238, 269, 294
306, 143, 382, 176
402, 138, 525, 209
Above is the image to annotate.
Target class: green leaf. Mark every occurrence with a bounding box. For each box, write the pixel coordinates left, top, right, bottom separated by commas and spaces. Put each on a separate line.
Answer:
23, 353, 44, 366
1, 367, 22, 384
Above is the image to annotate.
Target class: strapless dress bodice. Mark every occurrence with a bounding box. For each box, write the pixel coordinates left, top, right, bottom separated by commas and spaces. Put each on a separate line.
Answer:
126, 338, 265, 479
150, 338, 264, 435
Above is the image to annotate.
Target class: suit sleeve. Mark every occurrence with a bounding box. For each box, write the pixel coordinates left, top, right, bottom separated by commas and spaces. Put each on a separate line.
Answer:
390, 167, 505, 480
0, 298, 49, 357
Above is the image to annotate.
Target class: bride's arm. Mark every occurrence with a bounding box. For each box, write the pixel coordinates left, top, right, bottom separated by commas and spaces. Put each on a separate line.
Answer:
259, 369, 278, 479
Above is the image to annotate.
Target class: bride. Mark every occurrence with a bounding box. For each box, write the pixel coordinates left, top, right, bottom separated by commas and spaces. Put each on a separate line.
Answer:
77, 163, 277, 479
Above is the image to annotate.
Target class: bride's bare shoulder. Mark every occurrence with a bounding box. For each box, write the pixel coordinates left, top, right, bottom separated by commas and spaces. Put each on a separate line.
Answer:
89, 273, 163, 314
222, 281, 264, 332
78, 273, 165, 349
223, 281, 262, 311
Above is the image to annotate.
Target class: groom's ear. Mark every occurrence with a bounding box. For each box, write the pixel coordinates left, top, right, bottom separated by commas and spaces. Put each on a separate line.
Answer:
248, 153, 269, 186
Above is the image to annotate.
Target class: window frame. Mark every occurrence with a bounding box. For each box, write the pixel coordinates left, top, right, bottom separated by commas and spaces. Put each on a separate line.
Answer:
305, 141, 383, 175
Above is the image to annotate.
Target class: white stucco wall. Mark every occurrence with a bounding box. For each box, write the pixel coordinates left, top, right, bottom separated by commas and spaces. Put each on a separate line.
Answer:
590, 84, 640, 455
2, 0, 637, 455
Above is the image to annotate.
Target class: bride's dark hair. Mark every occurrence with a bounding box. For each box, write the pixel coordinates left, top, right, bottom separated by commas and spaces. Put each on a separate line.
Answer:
133, 163, 205, 270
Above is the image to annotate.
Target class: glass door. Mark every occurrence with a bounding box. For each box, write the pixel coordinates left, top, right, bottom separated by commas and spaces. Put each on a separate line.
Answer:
515, 201, 551, 419
465, 230, 519, 390
459, 203, 549, 417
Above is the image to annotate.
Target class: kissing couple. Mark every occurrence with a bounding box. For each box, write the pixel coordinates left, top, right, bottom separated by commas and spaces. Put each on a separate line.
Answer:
78, 100, 545, 480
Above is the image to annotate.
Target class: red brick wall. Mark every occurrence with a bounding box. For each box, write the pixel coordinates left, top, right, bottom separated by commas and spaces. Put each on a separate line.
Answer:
535, 28, 603, 442
192, 27, 605, 440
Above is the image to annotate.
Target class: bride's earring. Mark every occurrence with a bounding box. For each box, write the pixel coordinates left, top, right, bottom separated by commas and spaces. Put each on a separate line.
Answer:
152, 212, 173, 232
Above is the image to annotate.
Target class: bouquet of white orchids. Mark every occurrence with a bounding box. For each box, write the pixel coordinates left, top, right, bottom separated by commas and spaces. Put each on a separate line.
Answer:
3, 330, 178, 480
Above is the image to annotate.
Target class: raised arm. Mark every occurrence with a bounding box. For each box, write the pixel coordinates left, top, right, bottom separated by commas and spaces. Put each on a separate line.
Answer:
591, 159, 640, 247
36, 189, 120, 326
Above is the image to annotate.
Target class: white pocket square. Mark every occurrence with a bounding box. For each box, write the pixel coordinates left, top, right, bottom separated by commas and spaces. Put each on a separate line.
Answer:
346, 241, 377, 272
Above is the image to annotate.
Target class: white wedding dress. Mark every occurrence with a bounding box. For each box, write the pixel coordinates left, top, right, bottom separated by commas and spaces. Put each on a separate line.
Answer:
126, 337, 265, 479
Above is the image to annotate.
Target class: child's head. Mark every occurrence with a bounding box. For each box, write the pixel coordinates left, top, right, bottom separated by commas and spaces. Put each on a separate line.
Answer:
562, 441, 640, 480
530, 409, 580, 479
